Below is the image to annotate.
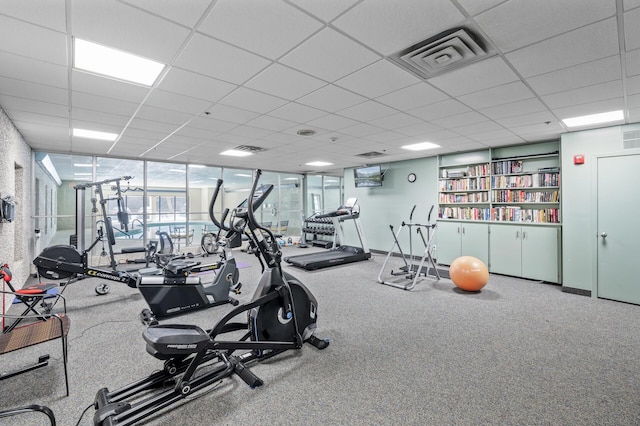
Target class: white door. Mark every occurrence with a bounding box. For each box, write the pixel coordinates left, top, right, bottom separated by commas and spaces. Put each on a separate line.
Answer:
597, 154, 640, 304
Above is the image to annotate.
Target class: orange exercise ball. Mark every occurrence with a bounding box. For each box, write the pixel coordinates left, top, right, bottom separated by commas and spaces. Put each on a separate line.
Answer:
450, 256, 489, 292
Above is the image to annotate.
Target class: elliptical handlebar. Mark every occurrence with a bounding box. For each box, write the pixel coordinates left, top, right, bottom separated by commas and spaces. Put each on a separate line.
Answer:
247, 170, 280, 264
208, 179, 232, 232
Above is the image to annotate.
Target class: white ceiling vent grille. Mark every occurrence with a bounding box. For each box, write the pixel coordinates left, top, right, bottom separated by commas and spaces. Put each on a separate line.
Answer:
623, 130, 640, 149
235, 145, 266, 153
356, 151, 387, 158
390, 27, 493, 79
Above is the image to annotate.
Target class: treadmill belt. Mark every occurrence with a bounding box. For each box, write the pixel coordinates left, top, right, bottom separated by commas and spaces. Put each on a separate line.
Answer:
285, 246, 371, 271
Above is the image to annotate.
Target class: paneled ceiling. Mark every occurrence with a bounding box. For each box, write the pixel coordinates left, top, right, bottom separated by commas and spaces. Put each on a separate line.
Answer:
1, 0, 639, 178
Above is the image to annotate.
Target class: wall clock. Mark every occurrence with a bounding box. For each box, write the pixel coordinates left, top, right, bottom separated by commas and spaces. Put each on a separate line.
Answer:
407, 173, 417, 183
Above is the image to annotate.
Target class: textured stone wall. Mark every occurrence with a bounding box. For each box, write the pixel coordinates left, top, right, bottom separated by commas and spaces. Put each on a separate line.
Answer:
0, 106, 34, 287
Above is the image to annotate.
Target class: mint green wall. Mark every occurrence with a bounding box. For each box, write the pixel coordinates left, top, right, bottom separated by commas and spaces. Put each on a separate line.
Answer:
561, 123, 640, 292
343, 156, 438, 252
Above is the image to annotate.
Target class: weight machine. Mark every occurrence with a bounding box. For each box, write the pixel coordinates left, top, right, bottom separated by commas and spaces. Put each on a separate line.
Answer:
377, 205, 440, 290
33, 176, 149, 295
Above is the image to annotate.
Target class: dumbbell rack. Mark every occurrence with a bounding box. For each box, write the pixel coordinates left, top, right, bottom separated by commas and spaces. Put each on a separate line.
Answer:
302, 214, 336, 248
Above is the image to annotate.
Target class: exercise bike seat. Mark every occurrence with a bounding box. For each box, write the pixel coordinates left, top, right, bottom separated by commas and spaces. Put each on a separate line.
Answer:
143, 324, 210, 359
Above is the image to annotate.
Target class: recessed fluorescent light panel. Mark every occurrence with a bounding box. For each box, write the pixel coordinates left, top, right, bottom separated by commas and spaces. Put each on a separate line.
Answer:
562, 110, 624, 128
74, 38, 165, 86
73, 128, 118, 141
401, 142, 441, 151
221, 150, 253, 157
306, 161, 334, 167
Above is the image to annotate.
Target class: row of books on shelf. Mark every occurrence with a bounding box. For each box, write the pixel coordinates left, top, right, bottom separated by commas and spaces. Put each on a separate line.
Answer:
439, 192, 490, 203
491, 160, 523, 175
492, 206, 560, 223
438, 206, 560, 223
491, 172, 559, 189
438, 176, 491, 191
491, 189, 560, 203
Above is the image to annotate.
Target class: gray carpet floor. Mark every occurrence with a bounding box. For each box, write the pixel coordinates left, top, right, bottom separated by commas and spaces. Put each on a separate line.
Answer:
2, 246, 640, 425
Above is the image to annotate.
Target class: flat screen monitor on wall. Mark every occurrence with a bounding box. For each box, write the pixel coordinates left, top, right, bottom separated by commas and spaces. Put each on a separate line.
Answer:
354, 165, 383, 188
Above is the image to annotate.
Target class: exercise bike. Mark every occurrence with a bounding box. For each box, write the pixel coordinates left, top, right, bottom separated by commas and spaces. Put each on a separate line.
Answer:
92, 169, 329, 426
138, 178, 243, 323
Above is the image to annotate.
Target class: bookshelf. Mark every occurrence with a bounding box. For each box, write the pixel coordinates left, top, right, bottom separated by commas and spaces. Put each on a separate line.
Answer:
436, 142, 562, 283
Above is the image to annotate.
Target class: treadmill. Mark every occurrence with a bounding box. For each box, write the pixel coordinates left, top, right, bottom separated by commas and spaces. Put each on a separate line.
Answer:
285, 198, 371, 271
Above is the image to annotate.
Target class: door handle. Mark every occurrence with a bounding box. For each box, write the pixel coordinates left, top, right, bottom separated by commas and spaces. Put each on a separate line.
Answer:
600, 232, 607, 238
515, 231, 520, 239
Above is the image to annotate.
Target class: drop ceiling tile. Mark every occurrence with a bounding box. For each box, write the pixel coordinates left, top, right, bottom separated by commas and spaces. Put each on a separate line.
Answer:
0, 16, 67, 66
366, 130, 407, 143
225, 125, 273, 140
626, 8, 640, 51
144, 89, 212, 115
477, 0, 615, 52
297, 84, 368, 112
496, 111, 558, 128
367, 113, 423, 130
288, 0, 359, 22
261, 132, 302, 145
199, 0, 322, 59
376, 83, 449, 111
8, 111, 68, 128
505, 18, 620, 78
71, 137, 116, 154
134, 105, 194, 126
629, 107, 640, 122
0, 76, 67, 105
0, 0, 67, 31
0, 51, 67, 89
306, 114, 360, 131
245, 115, 297, 132
626, 48, 640, 77
269, 102, 329, 123
431, 111, 489, 129
428, 56, 520, 97
452, 120, 504, 137
628, 74, 640, 94
126, 117, 180, 135
0, 96, 69, 118
551, 97, 625, 121
510, 121, 564, 136
201, 104, 260, 124
159, 67, 237, 103
245, 64, 326, 100
396, 121, 443, 137
526, 56, 621, 96
71, 118, 123, 135
176, 34, 271, 85
219, 87, 288, 114
458, 81, 535, 109
174, 126, 222, 140
333, 0, 465, 55
408, 99, 471, 121
625, 0, 640, 10
121, 0, 212, 28
72, 91, 137, 116
628, 93, 640, 109
340, 123, 385, 138
479, 98, 549, 120
457, 0, 504, 16
187, 116, 238, 133
335, 59, 420, 98
468, 129, 519, 142
71, 108, 131, 127
72, 71, 151, 104
337, 100, 397, 122
541, 80, 623, 109
72, 0, 191, 63
279, 28, 380, 82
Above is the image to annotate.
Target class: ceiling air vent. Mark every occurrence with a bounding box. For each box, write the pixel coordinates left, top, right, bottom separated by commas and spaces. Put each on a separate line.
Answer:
390, 27, 493, 79
356, 151, 387, 158
623, 130, 640, 149
234, 145, 266, 153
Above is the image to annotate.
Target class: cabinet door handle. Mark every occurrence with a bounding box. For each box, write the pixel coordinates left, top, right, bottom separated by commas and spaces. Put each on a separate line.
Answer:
522, 231, 527, 240
600, 232, 607, 238
457, 226, 460, 234
462, 227, 465, 235
516, 231, 520, 239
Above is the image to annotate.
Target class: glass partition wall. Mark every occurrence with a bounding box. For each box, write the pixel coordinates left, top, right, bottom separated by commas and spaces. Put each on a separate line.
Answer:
34, 152, 320, 258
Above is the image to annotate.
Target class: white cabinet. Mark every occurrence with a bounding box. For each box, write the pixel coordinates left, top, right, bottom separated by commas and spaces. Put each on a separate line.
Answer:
489, 224, 561, 283
436, 221, 489, 266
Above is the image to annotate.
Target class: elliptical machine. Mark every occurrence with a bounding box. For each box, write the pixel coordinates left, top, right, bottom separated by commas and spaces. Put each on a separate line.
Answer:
137, 178, 244, 323
93, 169, 329, 426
